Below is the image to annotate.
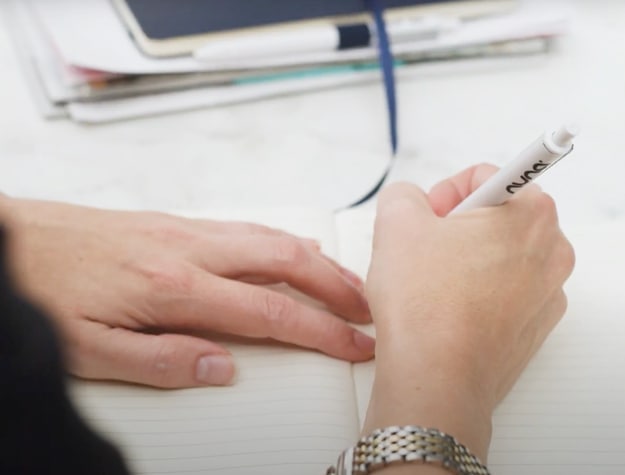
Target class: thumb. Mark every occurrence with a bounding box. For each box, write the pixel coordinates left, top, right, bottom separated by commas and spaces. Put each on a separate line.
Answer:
428, 164, 499, 216
374, 182, 435, 246
70, 324, 236, 388
377, 181, 435, 217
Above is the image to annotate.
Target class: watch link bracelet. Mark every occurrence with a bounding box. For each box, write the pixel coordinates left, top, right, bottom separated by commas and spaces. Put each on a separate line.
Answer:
326, 426, 490, 475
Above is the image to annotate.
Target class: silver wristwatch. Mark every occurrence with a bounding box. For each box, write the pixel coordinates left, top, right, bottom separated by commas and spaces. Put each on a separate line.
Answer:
326, 426, 490, 475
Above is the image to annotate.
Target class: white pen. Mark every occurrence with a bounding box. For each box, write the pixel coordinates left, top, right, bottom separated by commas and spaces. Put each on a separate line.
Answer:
450, 123, 579, 214
193, 16, 459, 62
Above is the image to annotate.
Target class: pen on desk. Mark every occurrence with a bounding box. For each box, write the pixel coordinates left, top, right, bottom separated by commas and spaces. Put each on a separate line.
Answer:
193, 16, 459, 62
450, 123, 579, 214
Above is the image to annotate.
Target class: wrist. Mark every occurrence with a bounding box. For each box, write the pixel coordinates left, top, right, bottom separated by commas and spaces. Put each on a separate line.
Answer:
334, 423, 491, 475
363, 351, 492, 463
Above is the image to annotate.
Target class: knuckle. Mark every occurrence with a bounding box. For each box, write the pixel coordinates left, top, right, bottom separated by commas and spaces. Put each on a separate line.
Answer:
311, 320, 342, 353
156, 225, 194, 244
139, 215, 195, 244
258, 292, 296, 329
534, 193, 559, 220
562, 237, 576, 270
149, 340, 180, 388
230, 221, 277, 236
556, 236, 576, 278
271, 236, 308, 267
239, 222, 265, 234
139, 262, 196, 296
63, 330, 93, 377
248, 223, 276, 234
62, 320, 98, 358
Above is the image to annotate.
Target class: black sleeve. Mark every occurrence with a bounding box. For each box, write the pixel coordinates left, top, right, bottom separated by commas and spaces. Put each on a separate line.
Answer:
0, 228, 132, 475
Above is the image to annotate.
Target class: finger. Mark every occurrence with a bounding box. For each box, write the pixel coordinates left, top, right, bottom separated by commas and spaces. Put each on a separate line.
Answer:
194, 235, 370, 323
130, 213, 298, 250
234, 256, 364, 293
299, 238, 364, 291
245, 237, 363, 290
186, 218, 289, 237
187, 218, 328, 253
196, 221, 329, 260
428, 164, 499, 216
143, 212, 325, 252
373, 182, 435, 249
318, 255, 365, 292
68, 322, 236, 389
300, 237, 323, 252
184, 218, 360, 286
378, 181, 436, 218
151, 275, 376, 362
504, 177, 544, 207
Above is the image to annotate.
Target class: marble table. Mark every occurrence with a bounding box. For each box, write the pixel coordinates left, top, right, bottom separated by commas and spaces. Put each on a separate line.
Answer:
0, 0, 623, 232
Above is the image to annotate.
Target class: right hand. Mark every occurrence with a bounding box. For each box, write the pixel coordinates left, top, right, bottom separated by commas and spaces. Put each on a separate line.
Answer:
363, 164, 575, 461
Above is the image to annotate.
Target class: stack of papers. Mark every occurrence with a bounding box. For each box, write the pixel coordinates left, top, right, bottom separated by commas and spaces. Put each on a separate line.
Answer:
3, 0, 569, 124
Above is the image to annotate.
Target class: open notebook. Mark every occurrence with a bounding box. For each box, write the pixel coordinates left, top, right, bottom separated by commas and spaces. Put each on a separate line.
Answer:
69, 208, 625, 475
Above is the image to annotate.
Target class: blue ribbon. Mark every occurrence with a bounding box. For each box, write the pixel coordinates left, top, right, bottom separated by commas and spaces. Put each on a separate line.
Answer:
366, 0, 398, 155
347, 0, 397, 208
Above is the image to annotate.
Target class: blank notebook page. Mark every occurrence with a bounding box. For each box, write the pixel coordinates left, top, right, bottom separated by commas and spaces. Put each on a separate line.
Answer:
69, 208, 360, 475
70, 345, 358, 475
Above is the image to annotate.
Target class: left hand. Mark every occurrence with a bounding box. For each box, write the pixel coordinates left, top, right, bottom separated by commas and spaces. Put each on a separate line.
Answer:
2, 198, 374, 388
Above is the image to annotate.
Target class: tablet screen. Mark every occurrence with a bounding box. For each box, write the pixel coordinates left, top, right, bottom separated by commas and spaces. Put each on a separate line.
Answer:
120, 0, 457, 40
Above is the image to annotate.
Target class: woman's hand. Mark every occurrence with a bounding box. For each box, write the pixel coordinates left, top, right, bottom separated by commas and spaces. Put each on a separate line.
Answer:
363, 164, 575, 462
1, 198, 374, 388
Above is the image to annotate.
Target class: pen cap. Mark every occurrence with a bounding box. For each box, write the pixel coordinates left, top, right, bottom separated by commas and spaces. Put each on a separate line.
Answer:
545, 123, 579, 154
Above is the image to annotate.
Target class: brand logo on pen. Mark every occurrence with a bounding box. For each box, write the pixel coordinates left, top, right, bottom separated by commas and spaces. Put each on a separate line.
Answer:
505, 160, 549, 194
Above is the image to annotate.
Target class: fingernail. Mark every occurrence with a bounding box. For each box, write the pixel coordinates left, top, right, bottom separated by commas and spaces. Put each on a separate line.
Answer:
340, 267, 364, 291
196, 355, 235, 385
353, 331, 376, 356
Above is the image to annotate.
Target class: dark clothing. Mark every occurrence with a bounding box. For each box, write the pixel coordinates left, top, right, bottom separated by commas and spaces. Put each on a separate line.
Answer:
0, 229, 130, 475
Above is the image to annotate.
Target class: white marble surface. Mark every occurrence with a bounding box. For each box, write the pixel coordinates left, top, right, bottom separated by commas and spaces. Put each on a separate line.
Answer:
0, 0, 623, 231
